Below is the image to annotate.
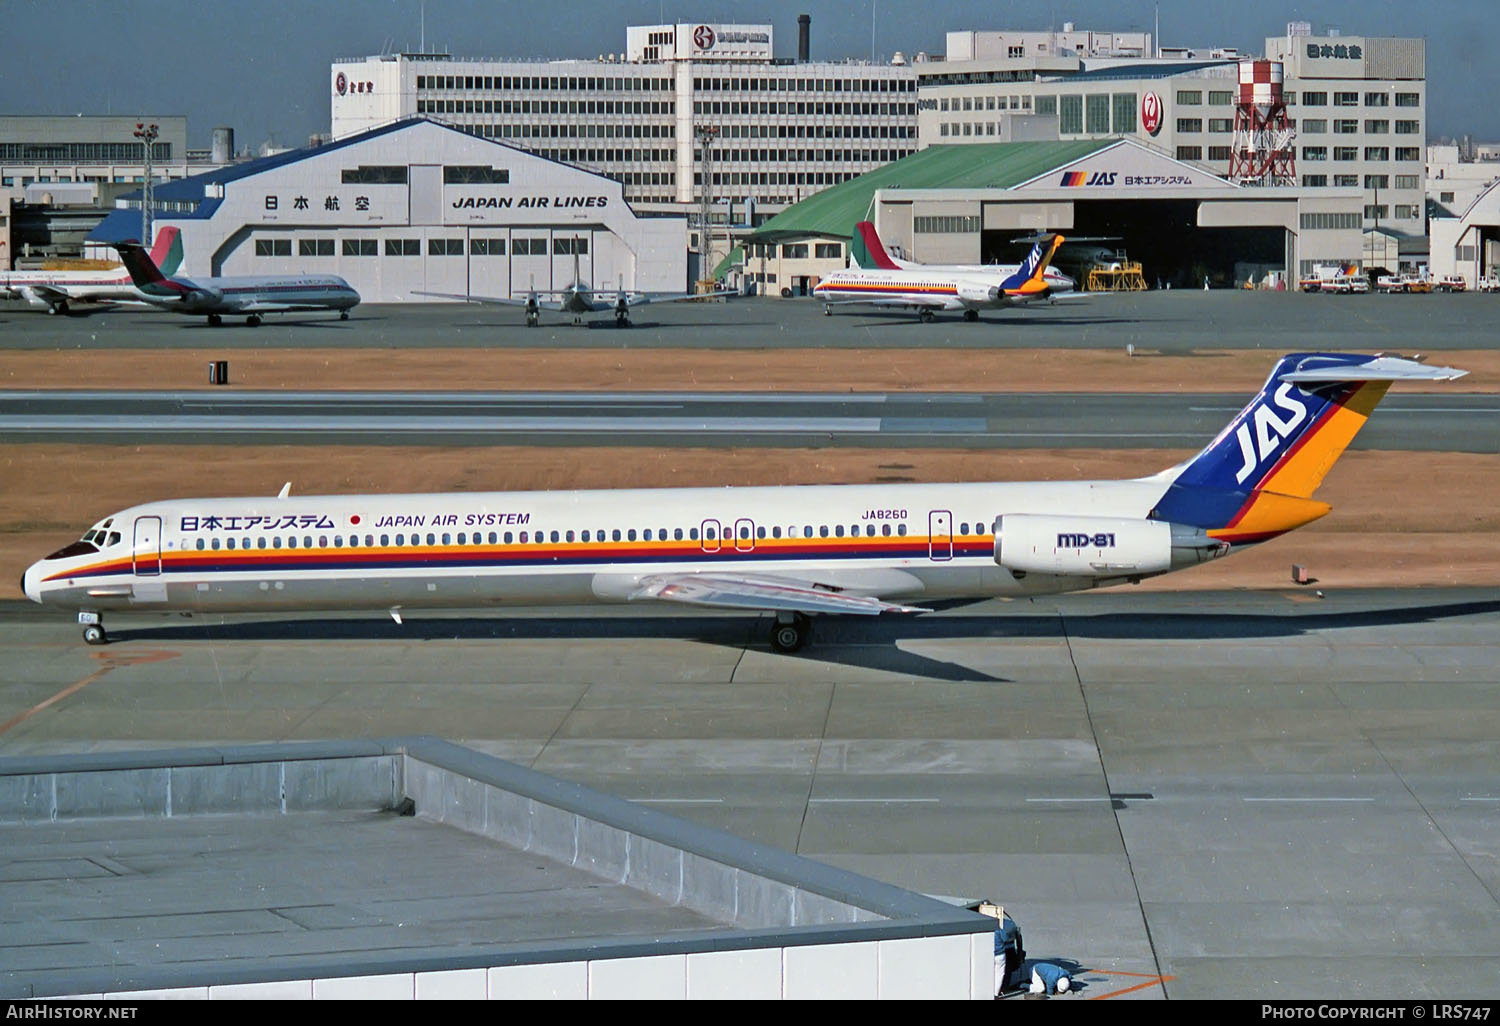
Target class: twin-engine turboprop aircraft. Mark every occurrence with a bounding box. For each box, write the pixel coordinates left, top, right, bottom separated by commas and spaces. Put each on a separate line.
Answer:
23, 353, 1464, 651
417, 247, 735, 327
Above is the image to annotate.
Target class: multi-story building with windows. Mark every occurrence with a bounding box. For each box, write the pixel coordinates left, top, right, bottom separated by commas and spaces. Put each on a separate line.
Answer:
329, 19, 919, 232
915, 24, 1426, 247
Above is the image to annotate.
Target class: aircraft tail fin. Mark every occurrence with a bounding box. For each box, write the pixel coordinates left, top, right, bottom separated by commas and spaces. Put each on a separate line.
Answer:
111, 238, 172, 289
849, 221, 903, 270
999, 234, 1065, 293
1150, 353, 1466, 542
149, 225, 184, 277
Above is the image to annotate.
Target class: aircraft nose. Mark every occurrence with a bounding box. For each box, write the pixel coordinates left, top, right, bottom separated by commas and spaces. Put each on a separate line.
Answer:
21, 562, 42, 604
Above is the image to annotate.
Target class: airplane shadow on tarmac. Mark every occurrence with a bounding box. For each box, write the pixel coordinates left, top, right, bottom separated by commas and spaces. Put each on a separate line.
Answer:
105, 597, 1500, 685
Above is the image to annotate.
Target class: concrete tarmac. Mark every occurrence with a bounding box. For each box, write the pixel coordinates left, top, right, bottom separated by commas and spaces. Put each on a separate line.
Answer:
3, 588, 1497, 1000
4, 289, 1500, 351
3, 388, 1494, 450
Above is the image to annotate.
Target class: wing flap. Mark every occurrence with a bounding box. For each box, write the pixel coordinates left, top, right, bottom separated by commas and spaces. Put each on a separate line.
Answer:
627, 572, 929, 616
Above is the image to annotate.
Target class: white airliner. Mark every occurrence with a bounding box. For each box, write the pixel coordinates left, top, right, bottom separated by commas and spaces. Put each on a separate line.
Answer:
814, 232, 1067, 322
0, 227, 183, 315
23, 353, 1463, 651
419, 246, 734, 327
848, 220, 1076, 293
111, 239, 361, 327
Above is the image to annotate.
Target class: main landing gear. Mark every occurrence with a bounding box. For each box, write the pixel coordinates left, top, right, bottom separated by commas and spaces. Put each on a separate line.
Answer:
963, 309, 980, 322
615, 310, 631, 327
769, 612, 812, 653
207, 314, 223, 326
246, 314, 263, 327
918, 309, 936, 323
340, 310, 350, 320
79, 611, 108, 646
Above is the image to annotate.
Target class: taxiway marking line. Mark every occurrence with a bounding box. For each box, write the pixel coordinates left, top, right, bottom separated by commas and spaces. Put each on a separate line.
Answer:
0, 650, 180, 738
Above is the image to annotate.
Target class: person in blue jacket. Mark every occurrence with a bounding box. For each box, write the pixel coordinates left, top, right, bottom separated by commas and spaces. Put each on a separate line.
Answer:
1029, 961, 1072, 996
978, 901, 1023, 996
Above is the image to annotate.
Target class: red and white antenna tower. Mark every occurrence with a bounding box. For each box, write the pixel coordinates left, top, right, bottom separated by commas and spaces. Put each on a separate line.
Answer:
1228, 60, 1296, 186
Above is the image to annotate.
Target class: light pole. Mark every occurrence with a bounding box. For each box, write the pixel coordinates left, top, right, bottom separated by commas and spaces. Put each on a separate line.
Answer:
133, 122, 159, 245
697, 125, 719, 283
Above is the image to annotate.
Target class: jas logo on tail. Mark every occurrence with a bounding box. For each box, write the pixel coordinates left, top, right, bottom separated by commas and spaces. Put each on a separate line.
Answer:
1233, 383, 1309, 484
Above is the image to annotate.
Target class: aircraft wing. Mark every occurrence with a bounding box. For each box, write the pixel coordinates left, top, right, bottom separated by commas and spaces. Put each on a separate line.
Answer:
16, 283, 74, 301
820, 296, 951, 309
412, 290, 550, 309
623, 289, 737, 307
627, 572, 929, 616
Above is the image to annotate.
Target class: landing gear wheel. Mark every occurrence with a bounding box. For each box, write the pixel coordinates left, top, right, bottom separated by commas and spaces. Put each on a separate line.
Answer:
769, 613, 811, 653
919, 309, 935, 323
246, 315, 262, 327
526, 312, 539, 327
48, 301, 69, 316
339, 310, 350, 320
964, 309, 979, 322
616, 311, 630, 327
207, 314, 223, 327
82, 624, 108, 646
824, 304, 833, 316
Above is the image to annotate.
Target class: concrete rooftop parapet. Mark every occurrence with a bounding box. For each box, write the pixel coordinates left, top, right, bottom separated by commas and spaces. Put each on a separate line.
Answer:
0, 738, 996, 1000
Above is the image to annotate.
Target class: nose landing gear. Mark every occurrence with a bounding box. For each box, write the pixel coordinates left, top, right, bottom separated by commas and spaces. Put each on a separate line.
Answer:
78, 611, 108, 645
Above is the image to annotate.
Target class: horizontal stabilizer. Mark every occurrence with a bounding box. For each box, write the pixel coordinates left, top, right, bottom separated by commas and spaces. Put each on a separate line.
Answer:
1279, 354, 1467, 383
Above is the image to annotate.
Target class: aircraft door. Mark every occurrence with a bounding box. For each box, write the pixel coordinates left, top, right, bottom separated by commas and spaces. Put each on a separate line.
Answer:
133, 516, 162, 576
700, 519, 722, 553
734, 518, 755, 553
928, 510, 953, 561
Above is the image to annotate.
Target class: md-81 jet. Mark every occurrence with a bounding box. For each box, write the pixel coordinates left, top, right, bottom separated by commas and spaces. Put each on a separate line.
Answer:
1, 227, 183, 315
847, 220, 1076, 293
23, 353, 1462, 651
814, 232, 1066, 322
111, 239, 361, 326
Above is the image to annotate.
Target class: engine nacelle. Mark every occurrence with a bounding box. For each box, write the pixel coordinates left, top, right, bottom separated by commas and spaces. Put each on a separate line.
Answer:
180, 287, 223, 311
994, 514, 1228, 577
955, 281, 999, 304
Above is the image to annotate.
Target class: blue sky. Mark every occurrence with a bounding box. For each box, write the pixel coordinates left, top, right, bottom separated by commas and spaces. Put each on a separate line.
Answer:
4, 0, 1494, 148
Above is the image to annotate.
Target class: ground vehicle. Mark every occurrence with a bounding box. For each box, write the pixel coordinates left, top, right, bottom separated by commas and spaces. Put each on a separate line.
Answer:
1376, 275, 1406, 293
1437, 275, 1468, 292
1403, 277, 1432, 294
1347, 276, 1370, 293
1479, 276, 1500, 293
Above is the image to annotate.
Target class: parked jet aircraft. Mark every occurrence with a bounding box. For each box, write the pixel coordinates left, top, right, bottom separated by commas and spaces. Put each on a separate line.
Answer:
813, 233, 1066, 321
417, 248, 733, 326
848, 220, 1076, 293
1, 227, 183, 315
23, 353, 1462, 651
110, 239, 361, 326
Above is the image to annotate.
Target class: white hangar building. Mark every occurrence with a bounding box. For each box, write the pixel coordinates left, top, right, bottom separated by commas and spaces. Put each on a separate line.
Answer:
87, 118, 688, 303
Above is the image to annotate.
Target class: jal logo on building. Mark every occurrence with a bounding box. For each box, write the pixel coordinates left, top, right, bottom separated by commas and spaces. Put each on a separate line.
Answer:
1141, 92, 1163, 136
693, 25, 716, 50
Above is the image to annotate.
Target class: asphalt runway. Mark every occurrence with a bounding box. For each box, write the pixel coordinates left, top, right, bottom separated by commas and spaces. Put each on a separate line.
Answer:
3, 289, 1499, 351
3, 388, 1494, 450
2, 587, 1497, 1000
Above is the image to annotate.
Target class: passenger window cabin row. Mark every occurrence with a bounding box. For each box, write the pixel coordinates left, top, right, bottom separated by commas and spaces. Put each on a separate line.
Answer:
183, 520, 991, 552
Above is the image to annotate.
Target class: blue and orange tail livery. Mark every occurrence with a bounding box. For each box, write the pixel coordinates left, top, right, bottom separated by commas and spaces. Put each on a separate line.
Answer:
849, 221, 902, 270
1151, 353, 1466, 543
999, 234, 1064, 293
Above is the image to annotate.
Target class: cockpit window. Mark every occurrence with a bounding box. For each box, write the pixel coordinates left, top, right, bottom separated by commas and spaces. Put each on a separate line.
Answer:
107, 532, 120, 547
44, 540, 99, 560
